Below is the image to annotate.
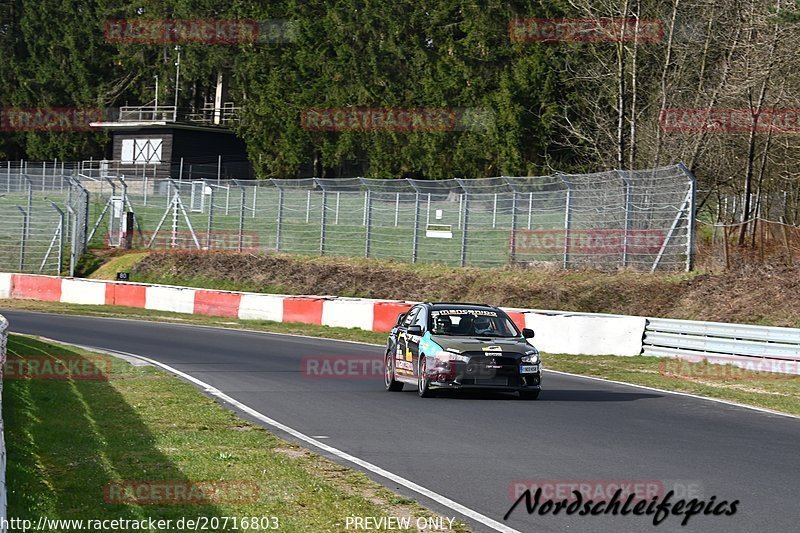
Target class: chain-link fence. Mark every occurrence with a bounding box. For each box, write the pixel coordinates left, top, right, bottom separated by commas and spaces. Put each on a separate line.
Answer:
0, 162, 696, 273
0, 169, 88, 276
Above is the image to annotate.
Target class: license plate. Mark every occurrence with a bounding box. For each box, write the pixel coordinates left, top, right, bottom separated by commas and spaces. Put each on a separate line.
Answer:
520, 365, 539, 374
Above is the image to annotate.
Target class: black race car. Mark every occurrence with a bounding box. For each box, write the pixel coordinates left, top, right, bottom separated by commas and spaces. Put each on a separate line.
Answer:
384, 302, 542, 399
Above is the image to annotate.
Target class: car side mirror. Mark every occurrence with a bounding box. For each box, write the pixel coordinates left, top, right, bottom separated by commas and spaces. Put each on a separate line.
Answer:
396, 312, 406, 325
522, 328, 535, 339
407, 325, 423, 336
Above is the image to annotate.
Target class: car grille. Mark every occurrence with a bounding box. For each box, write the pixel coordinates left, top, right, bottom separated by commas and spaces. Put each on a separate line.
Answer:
460, 353, 523, 386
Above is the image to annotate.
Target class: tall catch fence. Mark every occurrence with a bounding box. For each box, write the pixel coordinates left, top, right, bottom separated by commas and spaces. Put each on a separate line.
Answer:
0, 162, 696, 273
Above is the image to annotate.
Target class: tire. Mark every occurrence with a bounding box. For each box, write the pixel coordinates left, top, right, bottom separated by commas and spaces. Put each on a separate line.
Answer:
384, 349, 403, 391
519, 389, 540, 400
417, 355, 435, 398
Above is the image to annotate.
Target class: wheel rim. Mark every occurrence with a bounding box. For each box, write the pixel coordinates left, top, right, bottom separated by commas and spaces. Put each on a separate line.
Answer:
418, 358, 426, 393
384, 352, 392, 387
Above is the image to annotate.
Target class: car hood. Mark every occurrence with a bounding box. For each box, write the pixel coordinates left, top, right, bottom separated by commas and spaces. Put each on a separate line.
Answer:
429, 335, 535, 354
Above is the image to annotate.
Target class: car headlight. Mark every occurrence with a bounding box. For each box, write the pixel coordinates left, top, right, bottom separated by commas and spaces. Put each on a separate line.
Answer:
434, 350, 469, 363
521, 350, 540, 364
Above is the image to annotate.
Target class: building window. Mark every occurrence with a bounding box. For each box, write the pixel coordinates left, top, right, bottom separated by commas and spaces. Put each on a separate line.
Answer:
121, 138, 163, 164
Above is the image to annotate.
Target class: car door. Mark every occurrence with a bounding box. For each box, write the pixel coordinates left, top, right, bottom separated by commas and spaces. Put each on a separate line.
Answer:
408, 306, 428, 377
395, 305, 420, 376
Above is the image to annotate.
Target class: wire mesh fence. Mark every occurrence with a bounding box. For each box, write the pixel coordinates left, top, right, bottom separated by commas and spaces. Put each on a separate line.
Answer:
0, 162, 697, 273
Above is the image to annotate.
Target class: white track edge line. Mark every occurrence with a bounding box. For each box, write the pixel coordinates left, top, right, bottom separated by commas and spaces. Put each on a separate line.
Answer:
53, 339, 521, 533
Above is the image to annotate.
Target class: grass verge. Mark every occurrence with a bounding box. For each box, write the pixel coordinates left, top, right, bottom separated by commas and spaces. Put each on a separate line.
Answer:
2, 298, 798, 416
3, 333, 469, 532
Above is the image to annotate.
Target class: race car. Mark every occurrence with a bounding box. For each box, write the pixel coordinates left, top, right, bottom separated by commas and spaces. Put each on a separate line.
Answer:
384, 302, 541, 399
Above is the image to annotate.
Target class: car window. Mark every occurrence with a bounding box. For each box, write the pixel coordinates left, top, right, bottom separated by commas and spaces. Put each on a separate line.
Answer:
402, 306, 420, 327
429, 308, 520, 337
412, 306, 427, 330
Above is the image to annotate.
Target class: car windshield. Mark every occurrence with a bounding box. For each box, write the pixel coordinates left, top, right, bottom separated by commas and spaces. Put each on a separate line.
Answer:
428, 309, 520, 337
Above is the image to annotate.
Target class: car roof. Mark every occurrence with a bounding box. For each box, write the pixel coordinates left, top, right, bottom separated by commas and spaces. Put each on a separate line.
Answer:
426, 302, 499, 311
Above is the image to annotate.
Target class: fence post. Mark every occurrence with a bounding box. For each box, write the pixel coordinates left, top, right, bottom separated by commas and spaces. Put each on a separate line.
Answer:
527, 192, 533, 229
561, 178, 573, 269
411, 193, 420, 263
619, 171, 632, 268
335, 191, 340, 224
457, 193, 462, 229
305, 190, 311, 224
364, 189, 372, 258
16, 206, 27, 271
23, 175, 32, 243
678, 162, 697, 272
320, 190, 327, 255
394, 192, 400, 226
460, 194, 469, 267
234, 180, 245, 252
276, 187, 284, 251
206, 183, 215, 249
252, 184, 258, 219
492, 193, 497, 228
509, 192, 518, 264
67, 205, 77, 276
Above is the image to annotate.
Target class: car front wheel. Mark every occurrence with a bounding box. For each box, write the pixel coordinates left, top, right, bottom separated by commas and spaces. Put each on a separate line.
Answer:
418, 356, 434, 398
385, 349, 403, 391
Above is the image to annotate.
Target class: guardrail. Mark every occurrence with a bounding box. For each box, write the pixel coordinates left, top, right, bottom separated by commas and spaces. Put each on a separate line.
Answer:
0, 313, 8, 532
643, 318, 800, 374
2, 272, 800, 374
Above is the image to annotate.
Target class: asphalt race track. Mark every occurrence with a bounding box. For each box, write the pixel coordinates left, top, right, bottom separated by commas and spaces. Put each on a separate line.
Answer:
3, 309, 799, 533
